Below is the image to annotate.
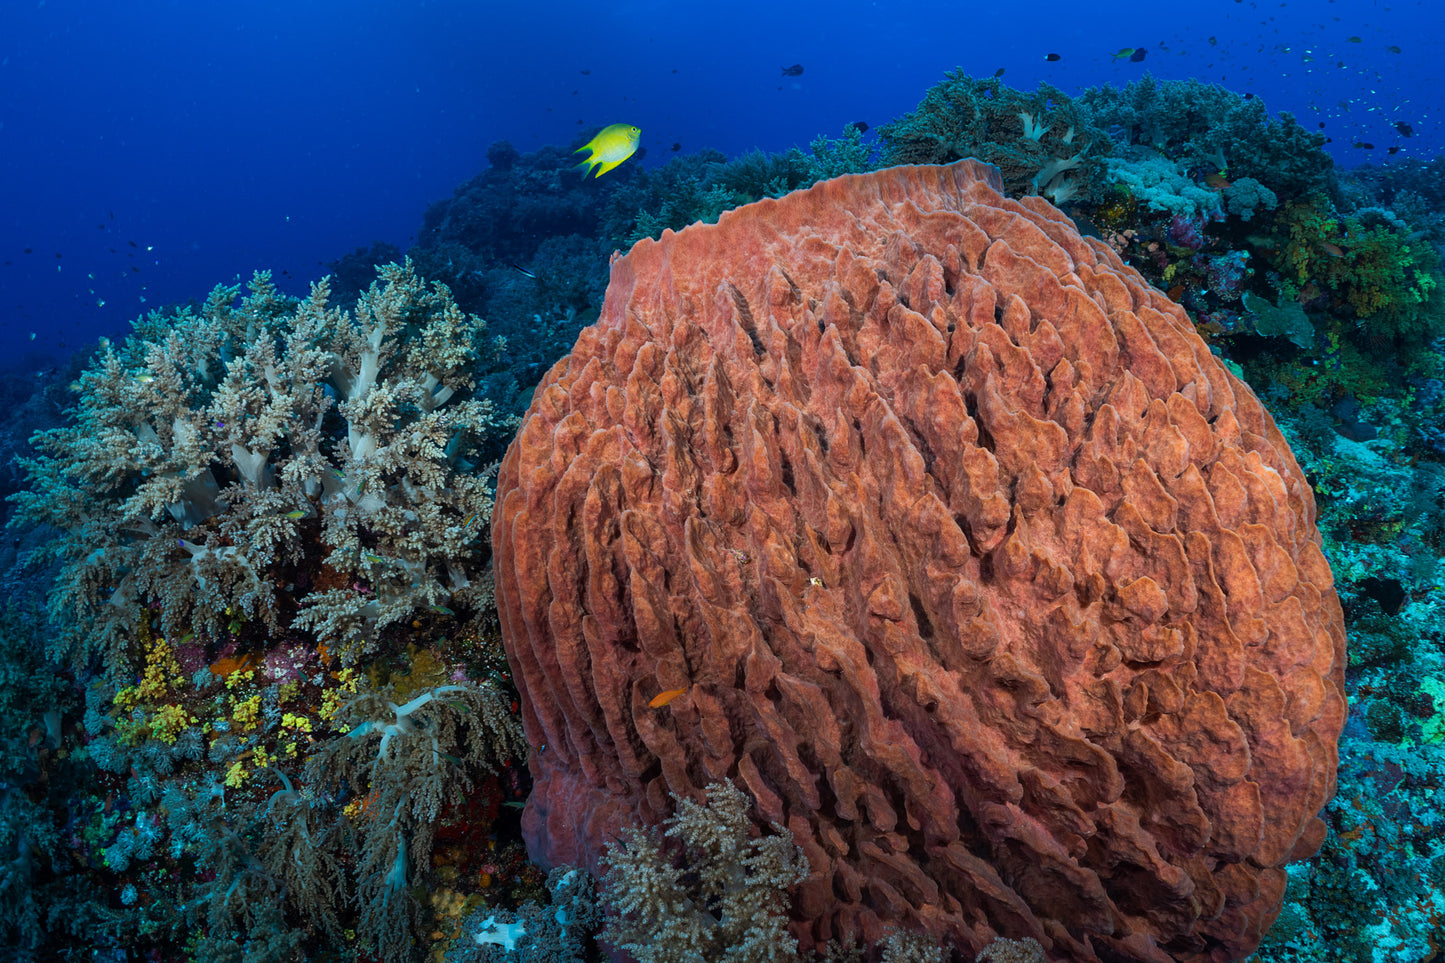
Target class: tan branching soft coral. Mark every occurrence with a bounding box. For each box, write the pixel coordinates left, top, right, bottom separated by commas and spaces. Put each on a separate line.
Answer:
12, 260, 513, 676
491, 162, 1347, 962
599, 780, 810, 963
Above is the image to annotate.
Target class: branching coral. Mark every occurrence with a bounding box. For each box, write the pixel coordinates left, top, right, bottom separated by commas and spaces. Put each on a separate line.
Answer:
1329, 220, 1441, 324
10, 260, 514, 678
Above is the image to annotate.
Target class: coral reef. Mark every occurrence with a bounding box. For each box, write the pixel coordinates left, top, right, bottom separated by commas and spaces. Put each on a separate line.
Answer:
492, 161, 1347, 960
1077, 75, 1332, 201
0, 600, 90, 960
1236, 399, 1445, 962
420, 139, 607, 270
449, 865, 600, 962
305, 677, 529, 956
1, 260, 536, 962
9, 56, 1445, 961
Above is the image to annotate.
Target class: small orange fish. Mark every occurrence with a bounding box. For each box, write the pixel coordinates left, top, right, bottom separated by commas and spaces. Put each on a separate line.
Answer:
1321, 242, 1346, 257
1203, 172, 1231, 189
648, 687, 689, 708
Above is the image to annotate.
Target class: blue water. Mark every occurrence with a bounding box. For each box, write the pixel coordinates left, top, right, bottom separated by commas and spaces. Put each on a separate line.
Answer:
0, 0, 1438, 367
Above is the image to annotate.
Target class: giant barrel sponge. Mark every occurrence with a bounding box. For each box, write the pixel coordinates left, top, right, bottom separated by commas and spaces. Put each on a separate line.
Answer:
491, 161, 1346, 962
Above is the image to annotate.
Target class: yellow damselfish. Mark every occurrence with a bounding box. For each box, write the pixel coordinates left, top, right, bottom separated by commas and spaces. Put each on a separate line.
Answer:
575, 123, 641, 178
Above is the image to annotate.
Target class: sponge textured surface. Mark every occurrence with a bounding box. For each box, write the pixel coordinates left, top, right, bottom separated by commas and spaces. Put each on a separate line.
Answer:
491, 161, 1347, 962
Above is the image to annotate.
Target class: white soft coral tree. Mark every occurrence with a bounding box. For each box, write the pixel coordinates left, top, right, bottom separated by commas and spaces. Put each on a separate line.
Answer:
11, 259, 513, 676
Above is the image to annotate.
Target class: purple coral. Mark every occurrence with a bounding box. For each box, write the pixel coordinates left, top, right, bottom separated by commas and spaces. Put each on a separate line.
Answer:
1199, 249, 1252, 301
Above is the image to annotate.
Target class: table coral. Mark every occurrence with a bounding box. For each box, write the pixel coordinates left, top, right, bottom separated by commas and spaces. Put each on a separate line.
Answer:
492, 161, 1347, 961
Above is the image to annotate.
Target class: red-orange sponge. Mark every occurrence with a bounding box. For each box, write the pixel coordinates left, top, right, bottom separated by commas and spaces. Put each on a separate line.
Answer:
492, 161, 1347, 962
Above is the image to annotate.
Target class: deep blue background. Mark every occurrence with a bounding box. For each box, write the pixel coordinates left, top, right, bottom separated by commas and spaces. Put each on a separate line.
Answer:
1, 0, 1438, 369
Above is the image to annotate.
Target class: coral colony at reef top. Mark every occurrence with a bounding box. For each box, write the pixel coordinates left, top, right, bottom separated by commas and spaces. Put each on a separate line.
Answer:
4, 55, 1445, 963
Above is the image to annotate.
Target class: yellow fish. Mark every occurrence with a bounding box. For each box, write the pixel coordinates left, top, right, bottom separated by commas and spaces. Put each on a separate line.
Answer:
575, 123, 640, 178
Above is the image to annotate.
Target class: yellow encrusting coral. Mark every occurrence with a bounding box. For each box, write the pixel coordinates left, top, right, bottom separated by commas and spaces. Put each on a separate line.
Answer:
231, 694, 262, 731
224, 757, 249, 788
282, 712, 313, 733
115, 633, 182, 710
147, 703, 197, 743
320, 666, 359, 726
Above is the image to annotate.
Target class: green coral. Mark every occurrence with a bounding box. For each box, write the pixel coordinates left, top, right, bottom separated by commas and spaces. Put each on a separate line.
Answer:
1078, 73, 1331, 200
1274, 196, 1445, 346
1330, 220, 1441, 327
878, 70, 1113, 201
302, 678, 526, 962
710, 148, 813, 199
1276, 194, 1342, 290
800, 125, 878, 181
1243, 291, 1315, 348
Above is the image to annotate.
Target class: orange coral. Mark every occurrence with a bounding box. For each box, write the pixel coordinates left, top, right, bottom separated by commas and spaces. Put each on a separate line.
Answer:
492, 161, 1347, 962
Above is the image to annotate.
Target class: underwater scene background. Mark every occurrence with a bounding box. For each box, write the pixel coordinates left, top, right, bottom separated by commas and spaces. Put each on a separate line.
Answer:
0, 0, 1442, 960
